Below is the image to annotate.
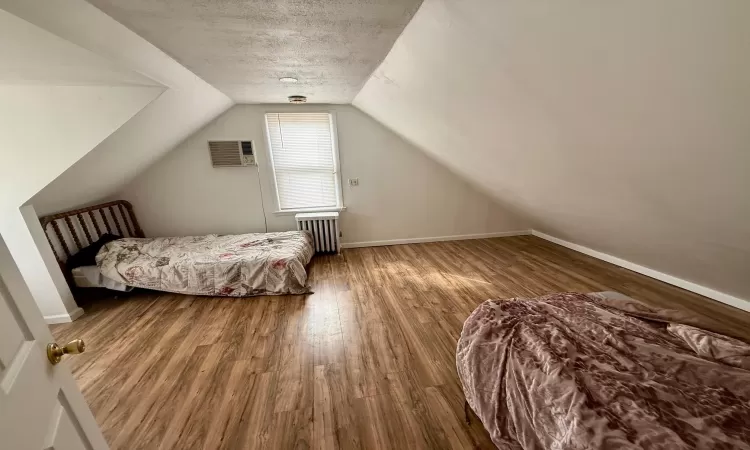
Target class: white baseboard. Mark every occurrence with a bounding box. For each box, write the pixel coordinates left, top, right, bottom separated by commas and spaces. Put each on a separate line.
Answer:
44, 306, 84, 324
341, 230, 531, 249
531, 230, 750, 312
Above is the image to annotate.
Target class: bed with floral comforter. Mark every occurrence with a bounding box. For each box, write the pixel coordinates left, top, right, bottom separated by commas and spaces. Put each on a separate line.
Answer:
457, 291, 750, 449
96, 231, 314, 296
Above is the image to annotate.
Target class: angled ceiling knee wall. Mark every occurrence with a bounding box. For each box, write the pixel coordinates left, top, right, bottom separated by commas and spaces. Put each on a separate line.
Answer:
0, 0, 233, 215
354, 0, 750, 301
0, 8, 163, 212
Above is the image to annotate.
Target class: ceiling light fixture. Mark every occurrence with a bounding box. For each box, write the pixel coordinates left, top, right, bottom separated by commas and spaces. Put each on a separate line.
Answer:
279, 77, 298, 83
288, 95, 307, 104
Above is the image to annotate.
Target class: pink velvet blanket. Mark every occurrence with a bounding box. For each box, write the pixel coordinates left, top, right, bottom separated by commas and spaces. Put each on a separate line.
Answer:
456, 292, 750, 449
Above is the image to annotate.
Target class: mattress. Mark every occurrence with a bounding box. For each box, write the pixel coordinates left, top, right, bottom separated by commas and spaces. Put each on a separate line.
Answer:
457, 291, 750, 449
72, 265, 133, 292
96, 231, 314, 297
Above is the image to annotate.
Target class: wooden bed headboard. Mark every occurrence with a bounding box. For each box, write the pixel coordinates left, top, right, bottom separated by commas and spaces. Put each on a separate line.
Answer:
39, 200, 144, 268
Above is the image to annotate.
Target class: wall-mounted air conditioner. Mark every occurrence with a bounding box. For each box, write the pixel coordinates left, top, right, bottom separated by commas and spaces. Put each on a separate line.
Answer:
208, 140, 256, 167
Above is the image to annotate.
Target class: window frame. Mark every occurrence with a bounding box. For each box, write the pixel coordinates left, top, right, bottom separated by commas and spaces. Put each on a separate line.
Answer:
262, 110, 345, 215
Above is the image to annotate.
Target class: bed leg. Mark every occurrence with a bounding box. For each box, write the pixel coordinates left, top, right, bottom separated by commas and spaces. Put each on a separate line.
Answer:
464, 400, 471, 425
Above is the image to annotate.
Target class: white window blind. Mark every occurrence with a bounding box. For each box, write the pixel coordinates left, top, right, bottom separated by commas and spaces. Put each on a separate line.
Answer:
265, 113, 340, 211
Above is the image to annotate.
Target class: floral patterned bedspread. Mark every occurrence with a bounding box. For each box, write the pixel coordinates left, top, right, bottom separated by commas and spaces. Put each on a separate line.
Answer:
457, 291, 750, 450
96, 231, 314, 296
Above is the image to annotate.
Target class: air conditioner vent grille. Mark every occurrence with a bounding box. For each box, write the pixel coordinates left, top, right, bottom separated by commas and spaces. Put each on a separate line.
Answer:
208, 141, 242, 167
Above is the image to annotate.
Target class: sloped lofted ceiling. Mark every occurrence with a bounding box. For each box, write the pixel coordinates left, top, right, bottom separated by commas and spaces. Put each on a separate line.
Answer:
0, 0, 233, 215
0, 7, 164, 211
354, 0, 750, 300
0, 9, 158, 87
86, 0, 422, 103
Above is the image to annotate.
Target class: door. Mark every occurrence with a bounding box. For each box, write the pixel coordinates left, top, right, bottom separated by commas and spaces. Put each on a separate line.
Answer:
0, 236, 107, 449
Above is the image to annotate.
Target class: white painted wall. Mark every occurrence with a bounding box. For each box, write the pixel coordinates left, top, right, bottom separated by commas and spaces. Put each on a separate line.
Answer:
119, 104, 529, 242
0, 1, 229, 322
0, 81, 163, 320
354, 0, 750, 300
0, 83, 161, 322
0, 7, 164, 212
0, 0, 234, 215
31, 87, 233, 215
0, 207, 82, 322
0, 8, 156, 86
0, 85, 163, 211
0, 48, 162, 324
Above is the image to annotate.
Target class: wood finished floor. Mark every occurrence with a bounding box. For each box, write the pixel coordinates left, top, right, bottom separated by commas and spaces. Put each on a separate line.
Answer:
51, 236, 750, 450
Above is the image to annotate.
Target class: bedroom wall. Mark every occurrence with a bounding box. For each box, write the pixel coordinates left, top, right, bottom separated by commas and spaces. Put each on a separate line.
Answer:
0, 1, 233, 322
354, 0, 750, 302
0, 6, 164, 212
1, 0, 234, 216
0, 206, 82, 322
118, 104, 529, 243
0, 4, 170, 323
0, 83, 160, 322
0, 85, 162, 212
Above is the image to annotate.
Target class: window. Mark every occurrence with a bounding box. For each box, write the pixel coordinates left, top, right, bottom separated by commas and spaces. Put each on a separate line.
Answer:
265, 112, 343, 212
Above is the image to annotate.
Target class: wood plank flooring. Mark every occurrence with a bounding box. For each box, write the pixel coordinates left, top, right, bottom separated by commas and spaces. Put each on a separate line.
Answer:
51, 236, 750, 449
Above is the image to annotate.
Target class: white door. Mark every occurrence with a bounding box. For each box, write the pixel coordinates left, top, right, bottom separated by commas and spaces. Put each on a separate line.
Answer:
0, 236, 107, 450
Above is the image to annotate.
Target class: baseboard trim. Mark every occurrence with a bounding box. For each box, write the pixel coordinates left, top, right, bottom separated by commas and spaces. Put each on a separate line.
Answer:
44, 307, 84, 324
531, 230, 750, 312
341, 230, 531, 249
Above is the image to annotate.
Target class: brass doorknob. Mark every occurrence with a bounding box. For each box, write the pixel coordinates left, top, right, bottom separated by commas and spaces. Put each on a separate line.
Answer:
47, 339, 85, 365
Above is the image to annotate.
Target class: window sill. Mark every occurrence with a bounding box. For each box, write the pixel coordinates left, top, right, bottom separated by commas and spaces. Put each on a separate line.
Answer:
273, 206, 346, 216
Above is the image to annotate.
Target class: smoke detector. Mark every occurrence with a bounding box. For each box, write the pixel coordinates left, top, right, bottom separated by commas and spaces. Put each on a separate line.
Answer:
288, 95, 307, 104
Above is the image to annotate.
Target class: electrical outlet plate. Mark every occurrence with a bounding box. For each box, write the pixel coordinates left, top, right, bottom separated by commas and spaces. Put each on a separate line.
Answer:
348, 178, 359, 186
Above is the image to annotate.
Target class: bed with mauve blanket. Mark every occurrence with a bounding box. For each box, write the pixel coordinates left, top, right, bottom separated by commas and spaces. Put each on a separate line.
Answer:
457, 291, 750, 449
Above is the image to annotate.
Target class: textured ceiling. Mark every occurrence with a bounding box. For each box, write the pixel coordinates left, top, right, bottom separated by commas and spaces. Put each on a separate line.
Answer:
355, 0, 750, 302
85, 0, 422, 103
